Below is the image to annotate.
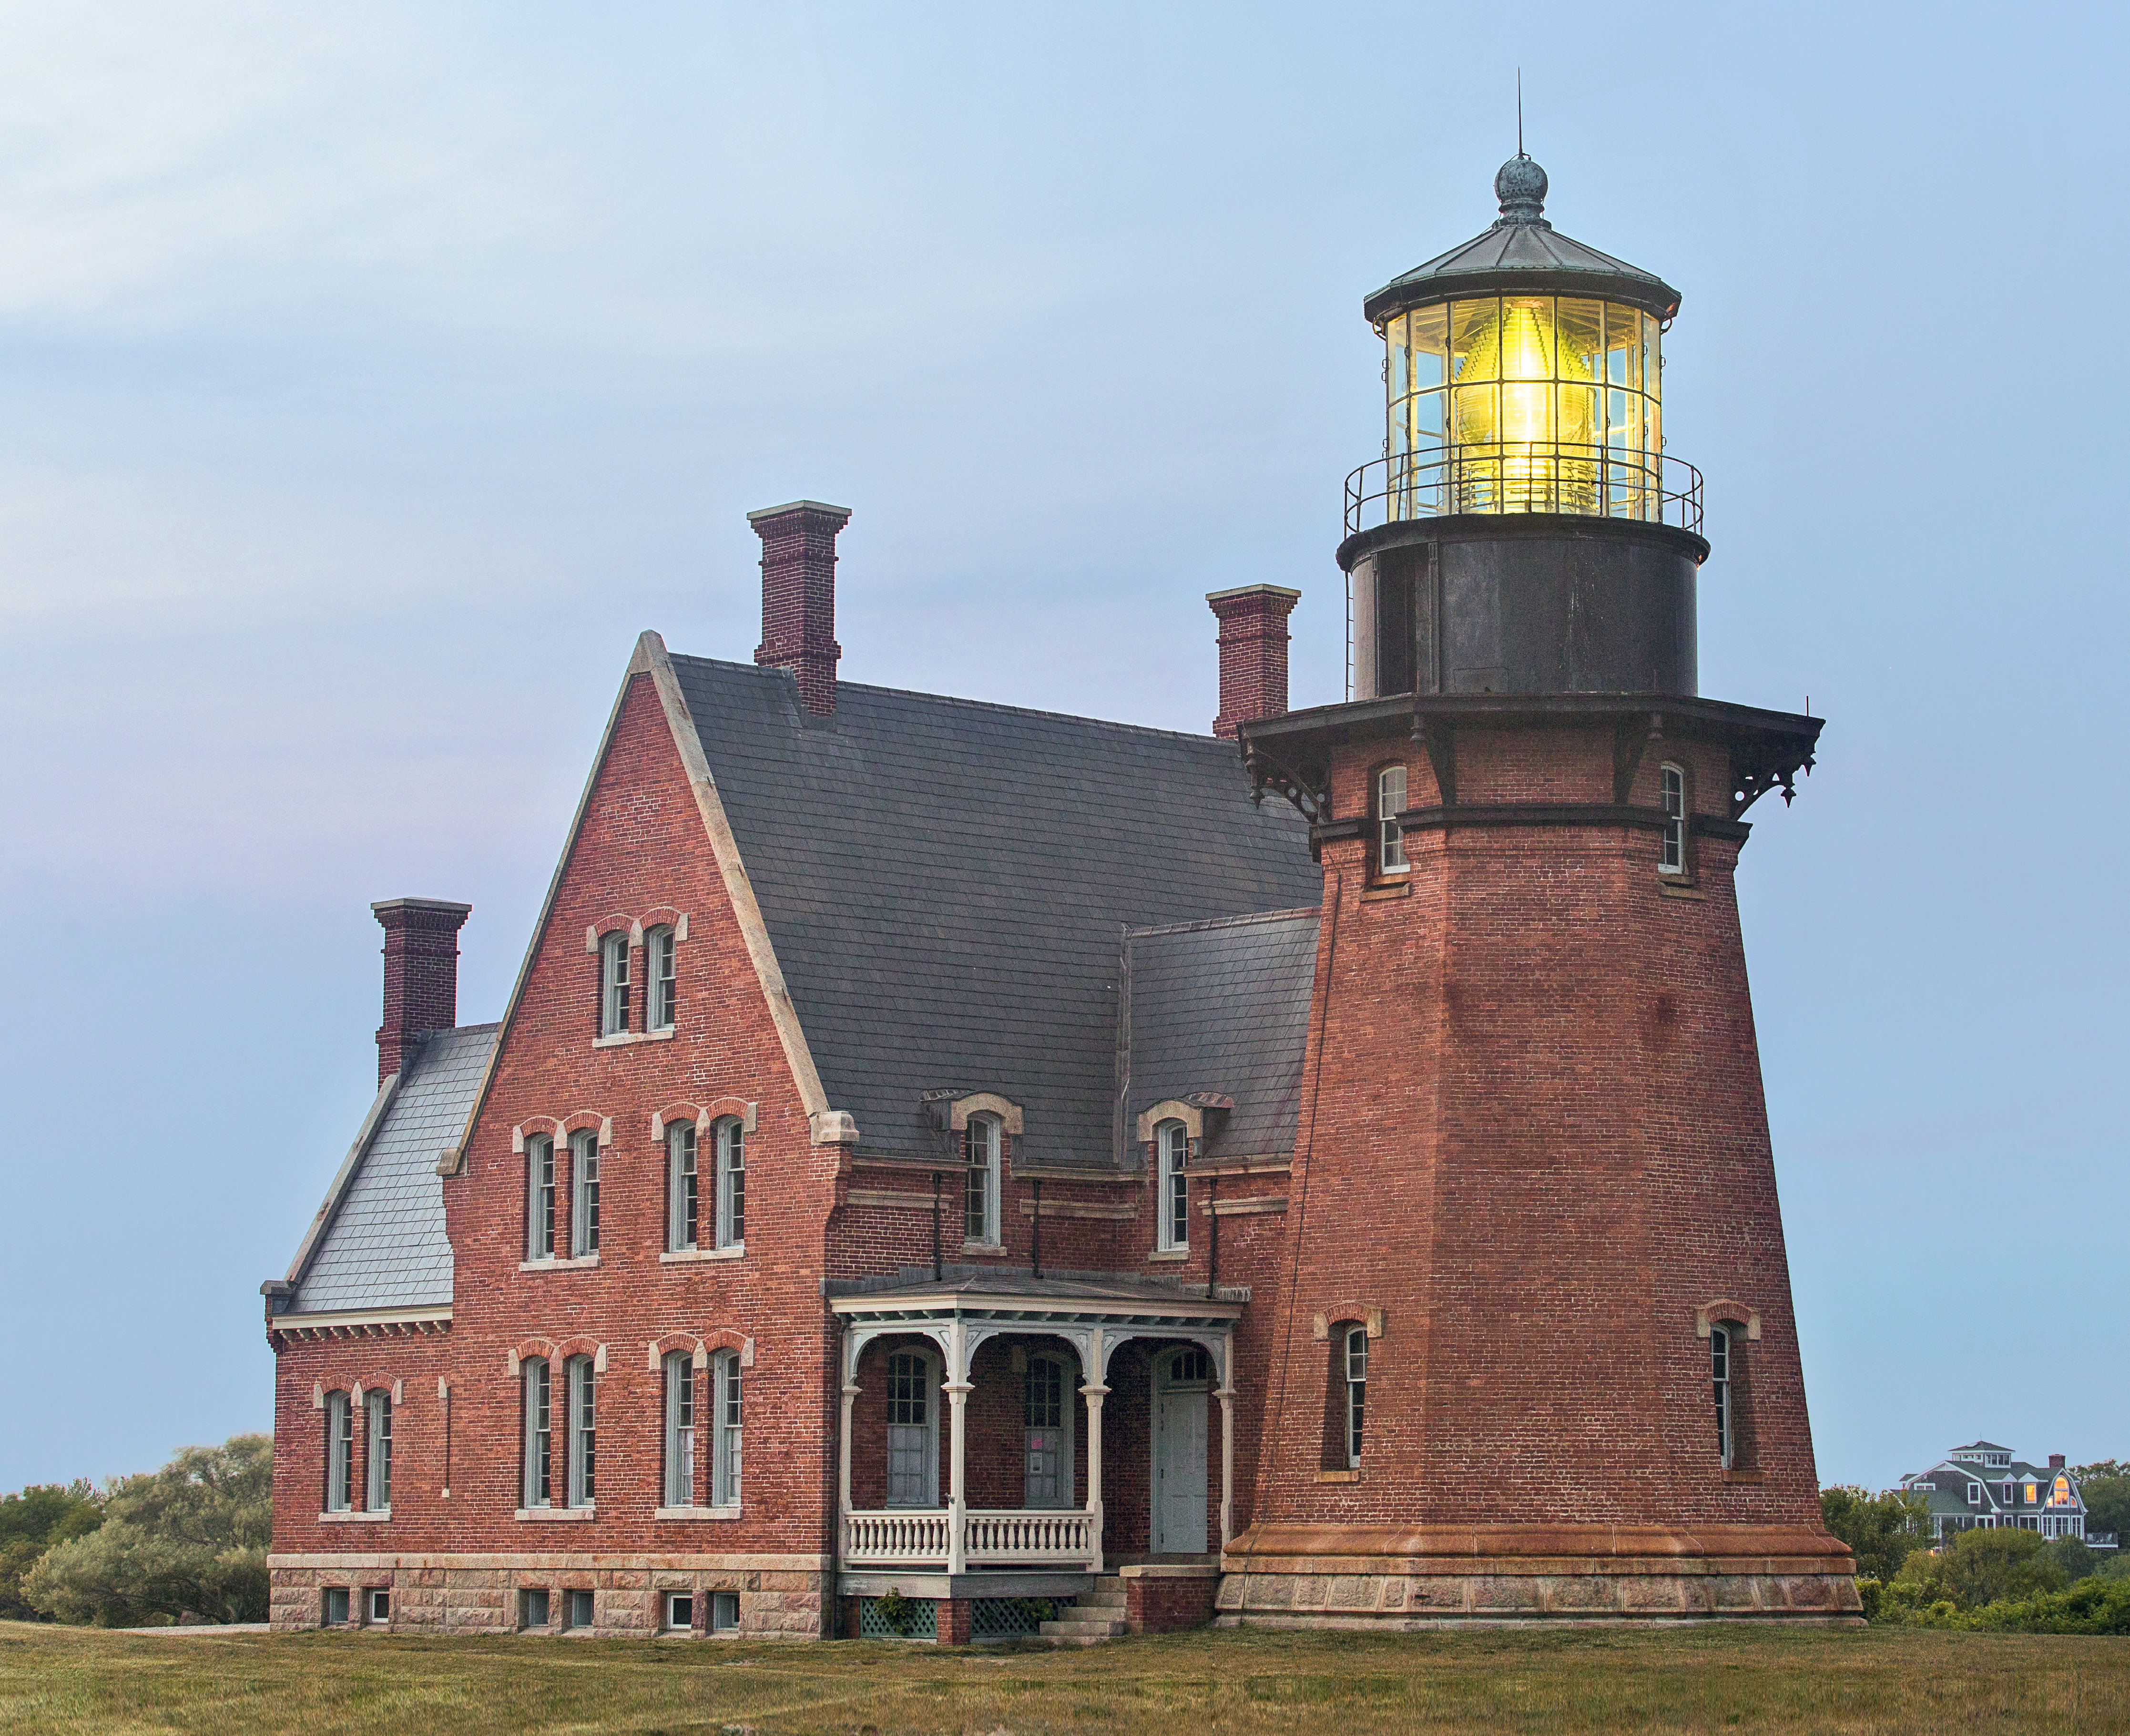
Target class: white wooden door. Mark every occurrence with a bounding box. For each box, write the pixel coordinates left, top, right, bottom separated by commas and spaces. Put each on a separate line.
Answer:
886, 1352, 937, 1506
1151, 1386, 1208, 1553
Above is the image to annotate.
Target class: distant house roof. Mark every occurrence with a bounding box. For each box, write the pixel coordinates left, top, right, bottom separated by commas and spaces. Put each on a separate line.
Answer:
280, 1025, 495, 1316
1124, 907, 1320, 1159
673, 657, 1321, 1167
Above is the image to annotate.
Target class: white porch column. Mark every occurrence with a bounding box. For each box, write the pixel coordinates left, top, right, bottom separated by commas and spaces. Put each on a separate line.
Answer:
1081, 1325, 1109, 1574
838, 1381, 859, 1561
1216, 1384, 1236, 1551
945, 1320, 970, 1574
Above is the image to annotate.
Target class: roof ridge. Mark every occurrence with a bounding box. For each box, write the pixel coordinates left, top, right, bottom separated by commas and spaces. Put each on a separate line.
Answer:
669, 652, 1239, 747
1126, 905, 1321, 939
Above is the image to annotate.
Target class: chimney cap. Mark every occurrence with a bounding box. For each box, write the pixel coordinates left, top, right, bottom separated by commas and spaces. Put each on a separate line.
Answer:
1205, 583, 1303, 606
371, 898, 473, 919
746, 500, 852, 525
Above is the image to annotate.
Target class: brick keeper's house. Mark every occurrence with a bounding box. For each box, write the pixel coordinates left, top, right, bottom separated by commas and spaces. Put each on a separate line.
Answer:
263, 158, 1859, 1640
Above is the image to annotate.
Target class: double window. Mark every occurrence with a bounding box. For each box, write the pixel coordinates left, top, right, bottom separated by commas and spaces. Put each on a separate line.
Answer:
659, 1349, 741, 1510
668, 1120, 744, 1253
325, 1390, 352, 1512
1376, 765, 1408, 875
1156, 1120, 1189, 1252
364, 1388, 392, 1512
964, 1116, 1001, 1246
598, 931, 630, 1036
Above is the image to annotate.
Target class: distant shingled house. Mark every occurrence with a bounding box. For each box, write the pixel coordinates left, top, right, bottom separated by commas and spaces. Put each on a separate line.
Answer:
1900, 1441, 2118, 1547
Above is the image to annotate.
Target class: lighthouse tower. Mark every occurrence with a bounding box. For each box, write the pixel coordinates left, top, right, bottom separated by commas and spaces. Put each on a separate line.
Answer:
1223, 157, 1859, 1624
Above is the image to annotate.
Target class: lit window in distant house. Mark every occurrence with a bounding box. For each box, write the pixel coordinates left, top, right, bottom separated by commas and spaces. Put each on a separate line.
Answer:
647, 925, 677, 1031
364, 1388, 392, 1512
571, 1130, 600, 1258
2025, 1482, 2038, 1504
526, 1135, 556, 1261
668, 1122, 698, 1253
717, 1119, 746, 1250
1660, 763, 1688, 875
1376, 765, 1408, 875
963, 1115, 1000, 1246
1345, 1326, 1367, 1468
2053, 1476, 2073, 1507
1156, 1120, 1189, 1252
599, 931, 630, 1036
662, 1350, 694, 1508
523, 1357, 552, 1509
565, 1355, 596, 1509
711, 1351, 742, 1509
1712, 1328, 1734, 1470
325, 1390, 352, 1513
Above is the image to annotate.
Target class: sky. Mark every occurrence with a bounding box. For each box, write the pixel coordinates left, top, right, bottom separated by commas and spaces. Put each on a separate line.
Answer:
0, 1, 2123, 1497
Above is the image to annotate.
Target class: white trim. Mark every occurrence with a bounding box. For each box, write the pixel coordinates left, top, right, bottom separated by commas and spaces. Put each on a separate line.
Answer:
655, 1506, 742, 1522
515, 1506, 596, 1522
275, 1305, 451, 1331
520, 1256, 601, 1273
659, 1246, 744, 1263
593, 1028, 674, 1049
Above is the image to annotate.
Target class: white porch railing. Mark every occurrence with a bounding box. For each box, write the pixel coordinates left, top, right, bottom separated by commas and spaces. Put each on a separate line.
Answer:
842, 1508, 1095, 1568
964, 1509, 1094, 1564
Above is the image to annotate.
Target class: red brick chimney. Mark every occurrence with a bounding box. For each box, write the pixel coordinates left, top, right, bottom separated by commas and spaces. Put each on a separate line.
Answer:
1207, 583, 1302, 738
2050, 1453, 2066, 1470
373, 898, 472, 1086
751, 500, 852, 716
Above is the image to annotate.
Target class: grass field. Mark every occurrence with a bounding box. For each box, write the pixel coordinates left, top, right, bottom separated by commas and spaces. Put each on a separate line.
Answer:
2, 1619, 2127, 1735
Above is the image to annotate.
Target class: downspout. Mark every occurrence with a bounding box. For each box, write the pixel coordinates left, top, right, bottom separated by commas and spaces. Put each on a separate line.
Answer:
1032, 1177, 1043, 1279
931, 1171, 943, 1282
1207, 1171, 1219, 1295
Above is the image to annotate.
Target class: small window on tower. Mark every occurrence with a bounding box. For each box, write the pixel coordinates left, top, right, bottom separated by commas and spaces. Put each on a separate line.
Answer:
1659, 762, 1688, 877
1376, 765, 1409, 875
647, 925, 677, 1031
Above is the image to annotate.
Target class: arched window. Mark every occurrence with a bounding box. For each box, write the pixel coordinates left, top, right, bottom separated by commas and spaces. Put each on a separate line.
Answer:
1659, 762, 1688, 876
964, 1115, 1001, 1247
1376, 765, 1409, 875
1344, 1327, 1367, 1468
647, 925, 677, 1032
526, 1134, 556, 1262
1156, 1120, 1189, 1252
710, 1350, 743, 1510
1711, 1325, 1733, 1468
324, 1390, 352, 1513
598, 930, 630, 1036
363, 1388, 392, 1512
564, 1354, 596, 1509
716, 1119, 746, 1251
570, 1130, 600, 1258
522, 1357, 552, 1509
667, 1123, 698, 1253
885, 1349, 938, 1507
662, 1350, 695, 1509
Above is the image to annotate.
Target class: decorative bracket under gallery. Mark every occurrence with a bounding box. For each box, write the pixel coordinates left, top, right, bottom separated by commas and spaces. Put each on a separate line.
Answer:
1729, 741, 1816, 818
1244, 743, 1331, 825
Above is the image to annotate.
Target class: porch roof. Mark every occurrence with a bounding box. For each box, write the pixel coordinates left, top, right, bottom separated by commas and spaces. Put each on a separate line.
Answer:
826, 1268, 1244, 1328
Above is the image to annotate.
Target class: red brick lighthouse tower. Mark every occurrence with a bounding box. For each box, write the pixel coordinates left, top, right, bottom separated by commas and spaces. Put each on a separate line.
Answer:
1222, 155, 1859, 1624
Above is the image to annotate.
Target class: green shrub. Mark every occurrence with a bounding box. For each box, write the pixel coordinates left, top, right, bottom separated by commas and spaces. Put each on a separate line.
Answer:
0, 1483, 104, 1622
1821, 1486, 1933, 1583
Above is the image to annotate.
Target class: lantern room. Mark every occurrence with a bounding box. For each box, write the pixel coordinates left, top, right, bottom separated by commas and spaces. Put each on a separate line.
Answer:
1340, 155, 1708, 701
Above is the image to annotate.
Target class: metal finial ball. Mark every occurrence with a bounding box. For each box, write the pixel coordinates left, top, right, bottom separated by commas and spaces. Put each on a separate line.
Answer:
1494, 155, 1548, 221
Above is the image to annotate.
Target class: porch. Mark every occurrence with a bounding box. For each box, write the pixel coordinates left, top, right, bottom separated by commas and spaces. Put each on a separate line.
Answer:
829, 1272, 1243, 1587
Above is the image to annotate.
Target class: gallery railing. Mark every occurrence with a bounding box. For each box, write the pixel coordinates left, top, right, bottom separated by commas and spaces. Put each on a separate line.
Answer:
842, 1508, 1096, 1567
1344, 442, 1704, 537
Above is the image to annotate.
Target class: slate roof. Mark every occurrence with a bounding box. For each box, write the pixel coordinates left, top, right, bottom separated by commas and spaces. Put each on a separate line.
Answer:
1124, 907, 1320, 1158
672, 658, 1321, 1167
281, 1024, 496, 1315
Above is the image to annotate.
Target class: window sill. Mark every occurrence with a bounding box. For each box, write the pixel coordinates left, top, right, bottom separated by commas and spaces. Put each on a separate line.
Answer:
1722, 1469, 1765, 1485
659, 1245, 744, 1263
520, 1255, 601, 1272
1146, 1248, 1189, 1263
1360, 881, 1411, 901
1657, 879, 1706, 901
318, 1509, 390, 1522
1316, 1470, 1361, 1484
959, 1242, 1007, 1258
655, 1505, 742, 1522
593, 1028, 676, 1049
516, 1505, 596, 1522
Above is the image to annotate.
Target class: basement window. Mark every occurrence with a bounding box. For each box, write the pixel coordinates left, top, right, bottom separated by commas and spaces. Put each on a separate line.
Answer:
366, 1587, 389, 1624
520, 1587, 550, 1629
565, 1589, 595, 1631
712, 1591, 741, 1634
664, 1591, 694, 1633
321, 1586, 349, 1626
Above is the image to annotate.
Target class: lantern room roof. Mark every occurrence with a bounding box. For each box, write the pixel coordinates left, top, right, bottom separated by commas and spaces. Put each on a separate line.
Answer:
1363, 155, 1682, 327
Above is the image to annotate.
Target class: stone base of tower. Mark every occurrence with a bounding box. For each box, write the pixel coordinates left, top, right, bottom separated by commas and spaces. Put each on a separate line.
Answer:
1215, 1525, 1861, 1628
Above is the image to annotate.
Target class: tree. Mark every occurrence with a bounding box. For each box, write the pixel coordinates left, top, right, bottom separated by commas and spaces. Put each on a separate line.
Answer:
0, 1482, 104, 1621
2044, 1536, 2098, 1583
1897, 1524, 2069, 1609
2072, 1460, 2130, 1549
1821, 1485, 1934, 1583
24, 1436, 271, 1627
